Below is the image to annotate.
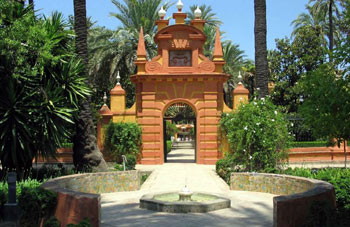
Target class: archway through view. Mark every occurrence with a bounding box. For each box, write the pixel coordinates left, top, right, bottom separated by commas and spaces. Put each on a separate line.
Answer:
163, 102, 196, 163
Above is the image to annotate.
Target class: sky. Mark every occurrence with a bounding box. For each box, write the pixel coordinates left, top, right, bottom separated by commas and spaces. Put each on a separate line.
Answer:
34, 0, 309, 60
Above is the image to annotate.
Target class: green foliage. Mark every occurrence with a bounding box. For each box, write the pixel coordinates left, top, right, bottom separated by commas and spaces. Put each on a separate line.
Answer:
215, 156, 236, 183
283, 167, 350, 224
18, 186, 57, 227
114, 163, 124, 171
299, 63, 350, 167
269, 26, 327, 113
220, 98, 291, 172
104, 122, 142, 163
166, 121, 178, 140
166, 140, 172, 154
66, 218, 92, 227
0, 2, 90, 174
282, 167, 315, 178
291, 141, 328, 147
125, 154, 136, 170
30, 164, 75, 181
44, 216, 61, 227
114, 153, 137, 171
140, 172, 151, 185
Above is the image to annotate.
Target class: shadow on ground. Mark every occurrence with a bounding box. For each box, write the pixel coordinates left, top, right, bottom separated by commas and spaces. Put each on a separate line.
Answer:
101, 198, 273, 227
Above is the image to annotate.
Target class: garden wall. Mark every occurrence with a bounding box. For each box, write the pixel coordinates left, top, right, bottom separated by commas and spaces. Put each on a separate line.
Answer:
41, 170, 141, 227
230, 173, 336, 227
289, 146, 350, 163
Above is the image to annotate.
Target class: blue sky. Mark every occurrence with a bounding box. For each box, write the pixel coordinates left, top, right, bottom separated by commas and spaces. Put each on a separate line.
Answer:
34, 0, 308, 60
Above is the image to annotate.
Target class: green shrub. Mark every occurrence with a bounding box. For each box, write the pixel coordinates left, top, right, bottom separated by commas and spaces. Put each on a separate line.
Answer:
114, 154, 136, 171
0, 182, 7, 220
30, 164, 75, 181
125, 154, 136, 170
291, 141, 328, 148
166, 121, 178, 140
18, 186, 57, 227
66, 218, 92, 227
216, 156, 237, 184
44, 216, 60, 227
282, 167, 314, 178
141, 172, 151, 185
104, 122, 142, 163
220, 98, 291, 172
282, 167, 350, 224
166, 140, 172, 154
114, 164, 124, 171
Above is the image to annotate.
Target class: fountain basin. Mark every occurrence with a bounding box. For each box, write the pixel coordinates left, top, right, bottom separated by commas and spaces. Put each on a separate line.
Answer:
140, 192, 231, 213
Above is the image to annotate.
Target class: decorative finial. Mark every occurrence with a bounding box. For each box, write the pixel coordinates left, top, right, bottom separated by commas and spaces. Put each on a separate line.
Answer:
238, 71, 243, 84
177, 0, 183, 12
103, 92, 107, 104
194, 6, 202, 19
116, 71, 120, 85
158, 6, 166, 19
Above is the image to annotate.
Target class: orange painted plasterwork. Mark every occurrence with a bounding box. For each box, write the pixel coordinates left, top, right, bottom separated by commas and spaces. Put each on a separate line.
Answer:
97, 13, 242, 165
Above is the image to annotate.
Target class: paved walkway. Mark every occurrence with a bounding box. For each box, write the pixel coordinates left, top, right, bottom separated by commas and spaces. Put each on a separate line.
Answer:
101, 147, 275, 227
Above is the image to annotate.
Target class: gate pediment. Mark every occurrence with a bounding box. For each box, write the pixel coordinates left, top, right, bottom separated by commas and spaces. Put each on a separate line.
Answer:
143, 25, 215, 74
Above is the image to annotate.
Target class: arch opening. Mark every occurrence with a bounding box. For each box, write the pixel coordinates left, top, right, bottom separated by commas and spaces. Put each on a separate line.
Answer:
163, 102, 196, 163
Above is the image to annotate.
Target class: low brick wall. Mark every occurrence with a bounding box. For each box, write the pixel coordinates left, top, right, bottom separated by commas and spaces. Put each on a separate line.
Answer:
289, 146, 350, 163
230, 173, 336, 227
42, 171, 141, 227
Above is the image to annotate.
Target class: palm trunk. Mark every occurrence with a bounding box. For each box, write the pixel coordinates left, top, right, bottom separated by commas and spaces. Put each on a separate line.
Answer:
73, 0, 107, 171
328, 0, 334, 59
254, 0, 269, 98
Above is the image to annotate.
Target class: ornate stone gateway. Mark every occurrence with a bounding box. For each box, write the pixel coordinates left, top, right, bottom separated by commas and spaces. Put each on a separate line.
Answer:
98, 3, 249, 164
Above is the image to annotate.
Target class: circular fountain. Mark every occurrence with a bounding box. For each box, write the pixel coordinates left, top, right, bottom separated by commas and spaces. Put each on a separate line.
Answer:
140, 186, 231, 213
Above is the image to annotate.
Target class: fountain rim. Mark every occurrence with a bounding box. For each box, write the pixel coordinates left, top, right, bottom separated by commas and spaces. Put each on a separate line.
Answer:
140, 191, 231, 205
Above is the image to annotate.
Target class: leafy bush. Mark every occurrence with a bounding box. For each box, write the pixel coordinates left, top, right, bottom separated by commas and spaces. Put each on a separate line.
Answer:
291, 141, 328, 147
18, 187, 57, 227
31, 164, 75, 181
104, 122, 142, 163
114, 154, 137, 171
66, 218, 92, 227
166, 121, 178, 140
282, 168, 350, 226
166, 140, 172, 154
114, 164, 124, 171
220, 98, 291, 172
0, 1, 90, 174
44, 216, 61, 227
216, 156, 236, 183
125, 154, 136, 170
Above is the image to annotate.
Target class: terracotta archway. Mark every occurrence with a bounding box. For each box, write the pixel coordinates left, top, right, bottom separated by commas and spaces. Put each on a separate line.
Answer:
162, 99, 198, 162
98, 8, 250, 165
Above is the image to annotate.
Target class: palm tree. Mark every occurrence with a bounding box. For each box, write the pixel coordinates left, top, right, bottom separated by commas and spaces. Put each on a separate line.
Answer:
291, 4, 327, 38
73, 0, 108, 171
186, 4, 222, 27
309, 0, 339, 52
89, 0, 168, 108
254, 0, 269, 97
293, 1, 343, 53
110, 0, 172, 35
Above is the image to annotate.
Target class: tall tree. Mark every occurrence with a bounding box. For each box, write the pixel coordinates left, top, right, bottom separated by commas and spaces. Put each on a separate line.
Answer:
0, 2, 90, 176
110, 0, 172, 35
186, 4, 222, 27
309, 0, 338, 52
254, 0, 269, 97
73, 0, 107, 171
